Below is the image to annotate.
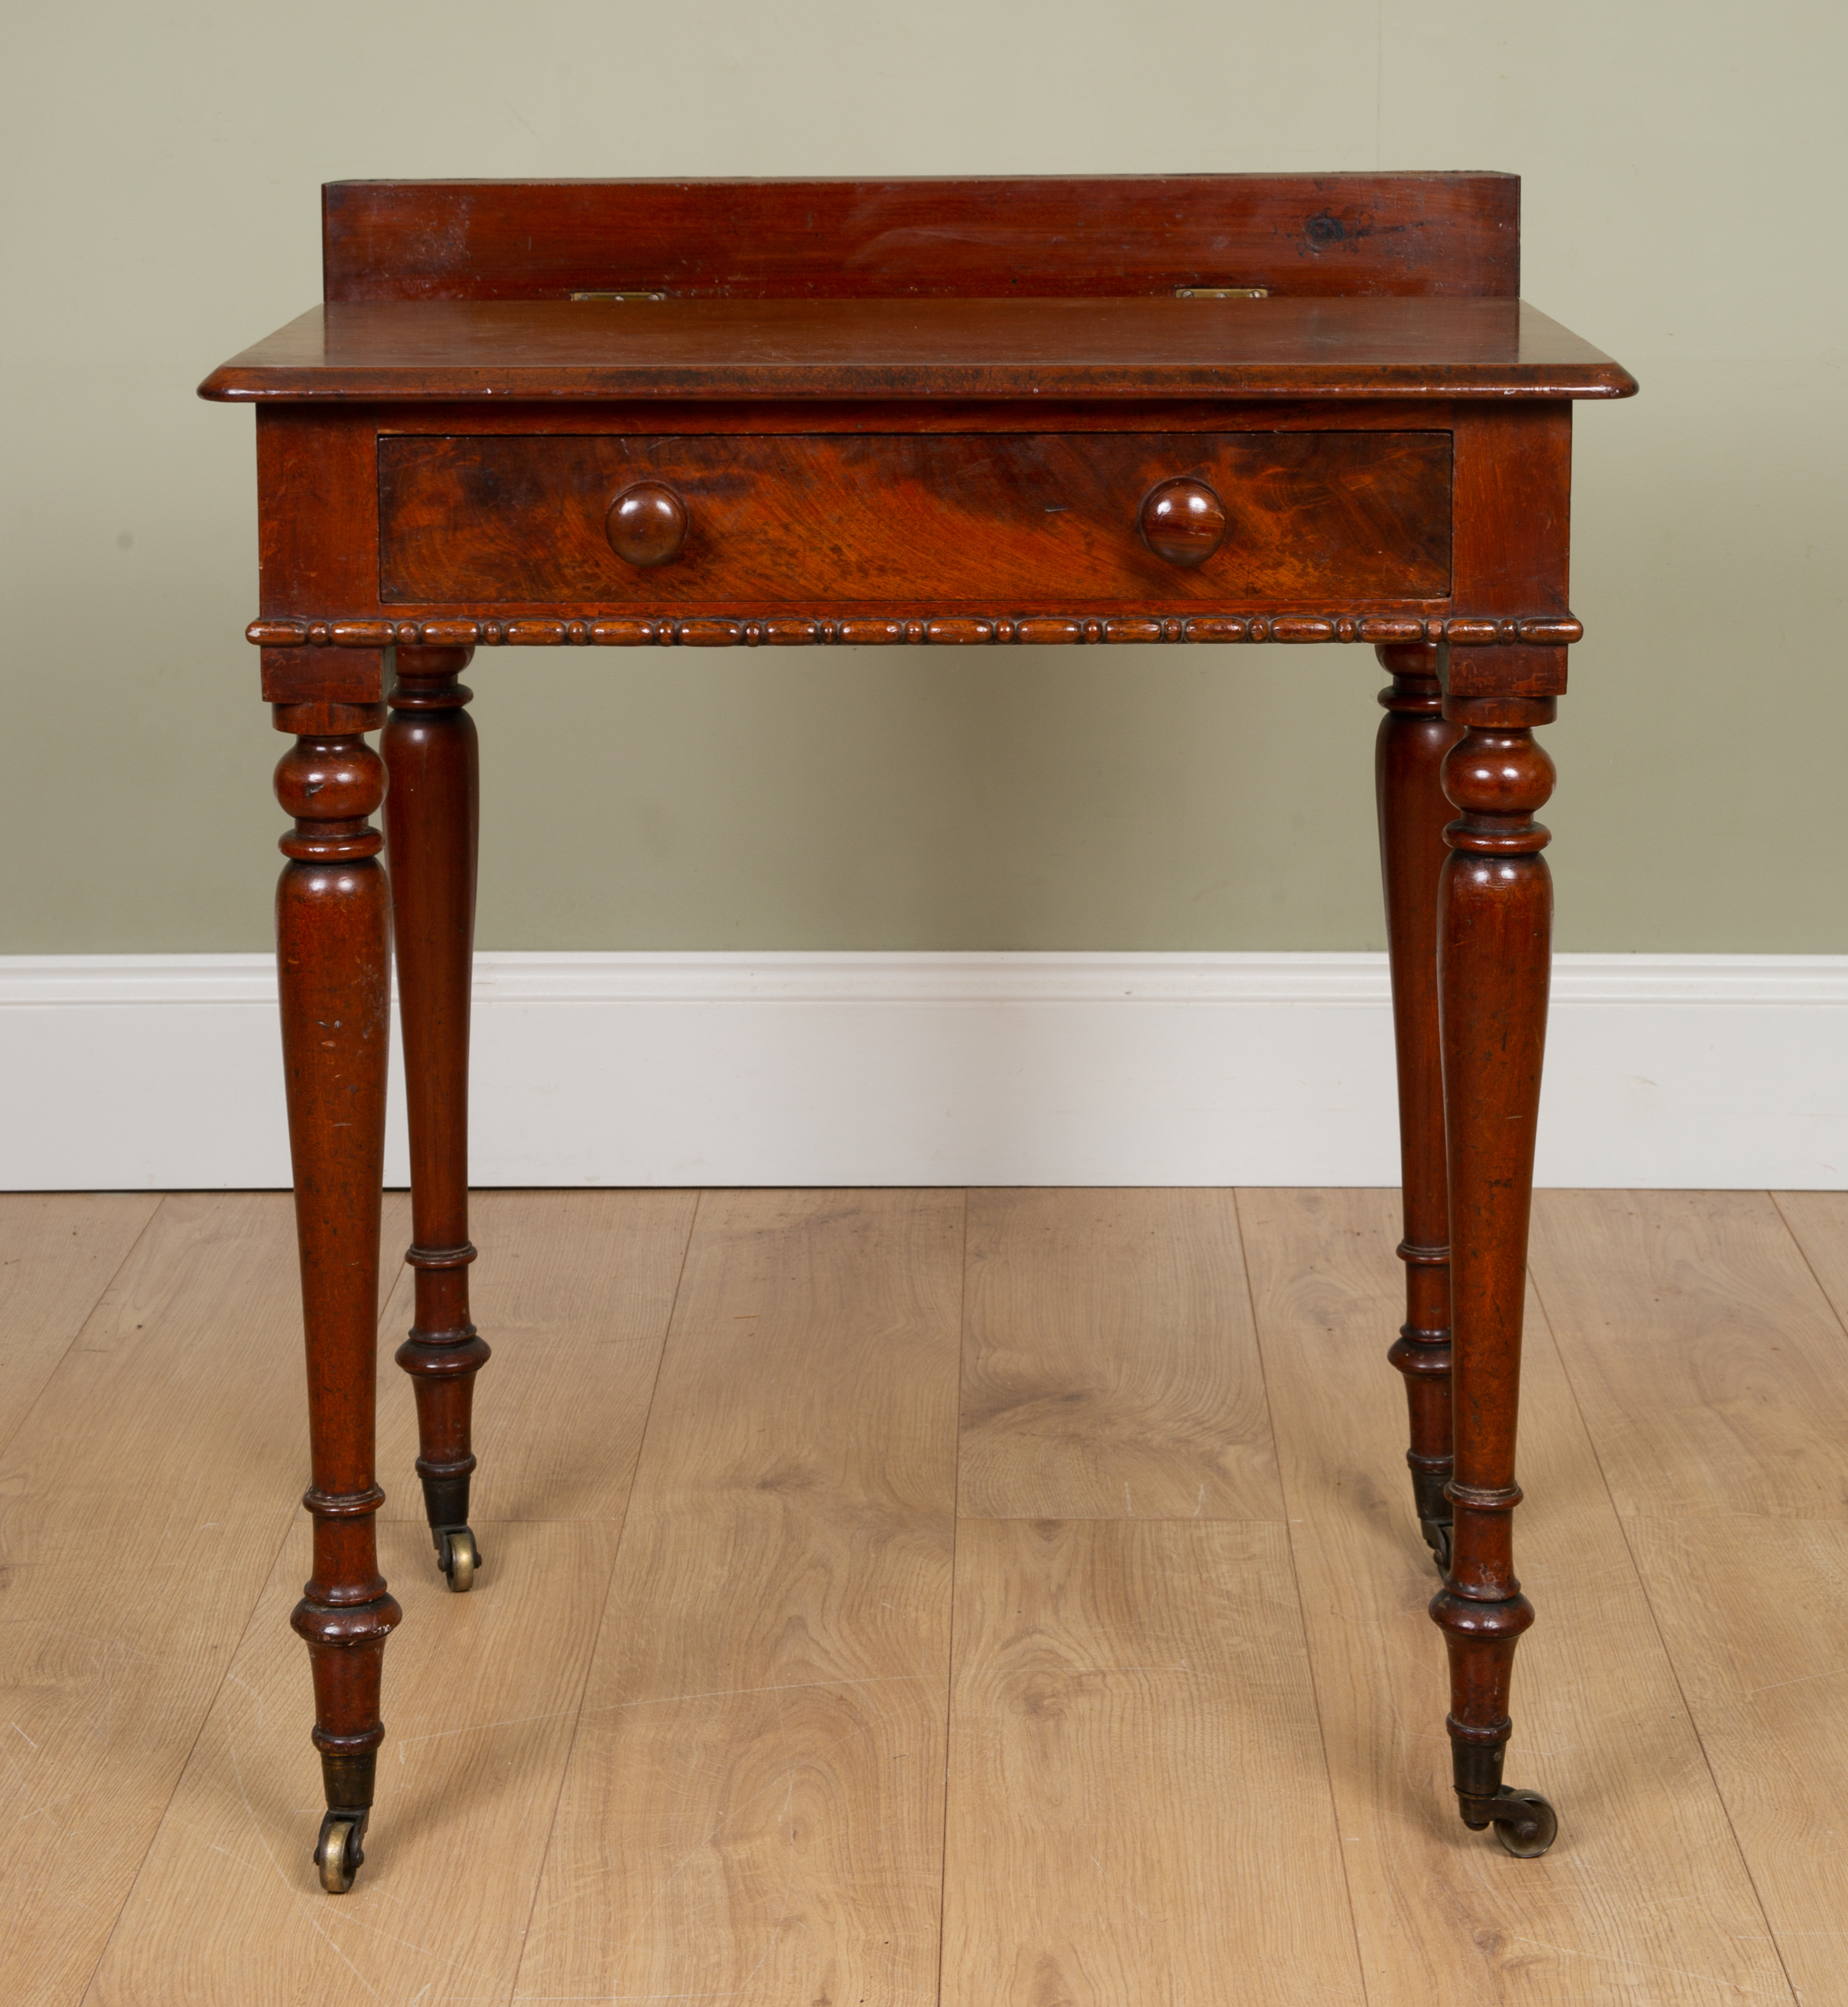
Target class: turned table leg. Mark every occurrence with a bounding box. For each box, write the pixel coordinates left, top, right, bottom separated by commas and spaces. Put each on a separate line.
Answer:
274, 722, 402, 1894
1428, 691, 1560, 1857
383, 646, 488, 1594
1375, 643, 1463, 1575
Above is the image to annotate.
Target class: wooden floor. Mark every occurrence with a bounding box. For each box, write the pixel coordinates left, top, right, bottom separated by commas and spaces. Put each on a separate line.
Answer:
3, 1187, 1845, 2006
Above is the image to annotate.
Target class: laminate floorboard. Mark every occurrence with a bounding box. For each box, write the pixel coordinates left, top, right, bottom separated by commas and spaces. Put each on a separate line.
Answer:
1529, 1191, 1848, 1519
941, 1516, 1365, 2007
513, 1189, 965, 2007
1238, 1187, 1790, 2006
1529, 1189, 1848, 2006
0, 1192, 159, 1453
959, 1187, 1280, 1520
2, 1185, 1839, 2007
0, 1192, 407, 2007
1619, 1516, 1848, 2007
1772, 1189, 1848, 1334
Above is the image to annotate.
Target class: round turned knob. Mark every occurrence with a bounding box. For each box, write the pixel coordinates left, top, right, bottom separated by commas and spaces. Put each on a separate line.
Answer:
605, 482, 688, 567
1139, 477, 1227, 567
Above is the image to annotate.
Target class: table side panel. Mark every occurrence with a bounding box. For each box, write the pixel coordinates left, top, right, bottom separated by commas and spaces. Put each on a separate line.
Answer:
376, 431, 1454, 608
1445, 402, 1572, 696
258, 410, 389, 717
258, 408, 381, 615
1451, 401, 1571, 608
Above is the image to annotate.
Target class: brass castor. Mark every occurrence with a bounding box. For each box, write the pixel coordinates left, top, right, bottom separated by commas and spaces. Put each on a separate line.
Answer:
1463, 1786, 1559, 1858
314, 1810, 367, 1894
1424, 1521, 1453, 1576
437, 1526, 479, 1593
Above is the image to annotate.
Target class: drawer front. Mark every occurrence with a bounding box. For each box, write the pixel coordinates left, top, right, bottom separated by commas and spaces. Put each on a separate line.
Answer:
378, 431, 1452, 607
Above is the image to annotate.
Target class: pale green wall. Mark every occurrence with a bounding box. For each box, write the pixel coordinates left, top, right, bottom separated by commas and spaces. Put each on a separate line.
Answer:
5, 2, 1843, 954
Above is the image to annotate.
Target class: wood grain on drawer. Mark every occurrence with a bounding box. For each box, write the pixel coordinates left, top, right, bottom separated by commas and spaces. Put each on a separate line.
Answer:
377, 431, 1452, 605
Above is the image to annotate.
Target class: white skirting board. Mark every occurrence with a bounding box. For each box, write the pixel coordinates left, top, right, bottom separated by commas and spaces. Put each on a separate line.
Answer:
0, 952, 1842, 1192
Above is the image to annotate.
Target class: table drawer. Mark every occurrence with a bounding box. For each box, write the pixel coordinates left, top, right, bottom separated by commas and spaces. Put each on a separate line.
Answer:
378, 430, 1452, 606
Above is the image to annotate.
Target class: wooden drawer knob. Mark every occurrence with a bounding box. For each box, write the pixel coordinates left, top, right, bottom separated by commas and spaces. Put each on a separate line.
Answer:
606, 482, 688, 567
1139, 477, 1227, 567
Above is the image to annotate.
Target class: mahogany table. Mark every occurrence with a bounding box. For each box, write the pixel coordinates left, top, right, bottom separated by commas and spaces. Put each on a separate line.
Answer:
202, 173, 1636, 1894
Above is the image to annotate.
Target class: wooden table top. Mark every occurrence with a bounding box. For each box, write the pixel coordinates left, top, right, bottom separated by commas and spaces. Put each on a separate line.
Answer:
200, 296, 1636, 405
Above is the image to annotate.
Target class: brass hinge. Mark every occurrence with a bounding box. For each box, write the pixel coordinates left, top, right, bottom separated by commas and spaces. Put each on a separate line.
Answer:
569, 291, 670, 303
1174, 286, 1270, 299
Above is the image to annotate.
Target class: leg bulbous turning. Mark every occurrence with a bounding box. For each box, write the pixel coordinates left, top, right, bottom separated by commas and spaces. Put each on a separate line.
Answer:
1376, 645, 1462, 1575
1431, 1553, 1555, 1855
1432, 695, 1558, 1856
294, 1497, 400, 1892
384, 647, 488, 1591
275, 728, 401, 1891
395, 1245, 488, 1594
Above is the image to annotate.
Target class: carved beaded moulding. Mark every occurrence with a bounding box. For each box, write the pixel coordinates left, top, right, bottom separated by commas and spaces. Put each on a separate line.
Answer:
250, 613, 1585, 650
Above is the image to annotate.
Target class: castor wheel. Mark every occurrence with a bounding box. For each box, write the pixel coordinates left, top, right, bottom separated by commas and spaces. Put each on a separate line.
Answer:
314, 1810, 367, 1894
437, 1526, 479, 1592
1474, 1787, 1558, 1858
1425, 1522, 1453, 1576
